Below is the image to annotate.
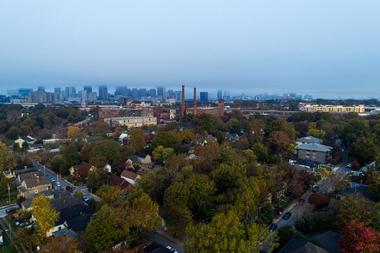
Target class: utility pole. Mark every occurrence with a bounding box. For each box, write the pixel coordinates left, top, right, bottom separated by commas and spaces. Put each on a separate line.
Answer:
7, 184, 10, 204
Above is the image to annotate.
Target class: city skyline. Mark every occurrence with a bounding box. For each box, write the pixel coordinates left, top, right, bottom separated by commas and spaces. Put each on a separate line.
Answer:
1, 0, 380, 99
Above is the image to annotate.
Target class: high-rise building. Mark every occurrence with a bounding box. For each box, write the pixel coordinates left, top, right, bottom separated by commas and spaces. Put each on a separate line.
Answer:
217, 90, 223, 100
148, 88, 157, 98
37, 86, 45, 92
84, 86, 93, 93
115, 86, 128, 97
19, 88, 33, 97
98, 85, 108, 100
200, 92, 209, 103
157, 86, 165, 99
64, 87, 76, 100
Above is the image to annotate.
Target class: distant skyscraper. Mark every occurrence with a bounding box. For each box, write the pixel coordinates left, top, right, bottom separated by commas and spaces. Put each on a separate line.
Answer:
84, 86, 93, 93
18, 88, 33, 97
98, 85, 108, 100
149, 88, 157, 98
200, 92, 209, 103
54, 88, 61, 94
64, 87, 76, 100
157, 86, 165, 98
217, 90, 223, 100
37, 86, 45, 92
115, 86, 128, 96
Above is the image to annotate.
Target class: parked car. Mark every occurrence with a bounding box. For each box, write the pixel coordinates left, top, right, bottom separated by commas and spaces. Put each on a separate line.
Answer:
282, 212, 292, 220
298, 198, 305, 206
268, 223, 278, 231
312, 185, 319, 193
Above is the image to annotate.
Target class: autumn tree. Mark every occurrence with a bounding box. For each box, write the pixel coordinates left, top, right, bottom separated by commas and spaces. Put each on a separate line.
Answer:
340, 221, 380, 253
308, 193, 329, 209
31, 195, 59, 238
67, 125, 81, 140
96, 185, 124, 208
185, 210, 276, 253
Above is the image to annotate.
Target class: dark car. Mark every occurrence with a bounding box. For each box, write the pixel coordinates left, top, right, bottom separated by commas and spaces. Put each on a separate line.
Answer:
312, 185, 319, 193
268, 223, 278, 231
298, 198, 305, 206
282, 212, 292, 220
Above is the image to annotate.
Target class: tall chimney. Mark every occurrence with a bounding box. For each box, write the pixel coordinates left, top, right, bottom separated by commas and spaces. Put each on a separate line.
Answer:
193, 87, 197, 115
181, 84, 185, 117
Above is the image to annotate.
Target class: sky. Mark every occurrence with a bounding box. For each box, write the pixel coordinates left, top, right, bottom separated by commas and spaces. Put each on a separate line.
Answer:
0, 0, 380, 98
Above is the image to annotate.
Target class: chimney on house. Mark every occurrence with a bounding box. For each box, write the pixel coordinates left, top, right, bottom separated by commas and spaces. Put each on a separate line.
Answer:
193, 87, 197, 115
181, 84, 185, 117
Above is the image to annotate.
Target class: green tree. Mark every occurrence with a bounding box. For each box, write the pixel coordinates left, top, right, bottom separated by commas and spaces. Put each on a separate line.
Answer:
96, 185, 124, 208
31, 195, 59, 238
0, 141, 16, 173
368, 170, 380, 201
90, 139, 120, 167
185, 210, 276, 253
84, 205, 124, 253
127, 129, 146, 155
152, 145, 175, 162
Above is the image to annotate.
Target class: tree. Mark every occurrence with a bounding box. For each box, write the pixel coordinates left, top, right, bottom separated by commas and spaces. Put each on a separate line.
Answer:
87, 168, 108, 192
127, 129, 146, 155
152, 145, 175, 162
31, 195, 59, 238
185, 210, 276, 253
125, 192, 161, 231
340, 221, 380, 253
67, 125, 81, 140
308, 193, 329, 209
12, 228, 38, 252
368, 170, 380, 201
0, 141, 16, 173
61, 143, 81, 171
84, 205, 124, 253
96, 185, 124, 208
40, 236, 80, 253
90, 140, 120, 167
333, 196, 376, 228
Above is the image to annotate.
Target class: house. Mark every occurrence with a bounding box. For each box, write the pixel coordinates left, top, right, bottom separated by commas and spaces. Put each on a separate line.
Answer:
17, 171, 52, 198
296, 143, 333, 164
121, 170, 140, 185
21, 190, 71, 210
69, 163, 95, 180
279, 231, 340, 253
297, 136, 323, 145
108, 175, 134, 193
46, 195, 95, 237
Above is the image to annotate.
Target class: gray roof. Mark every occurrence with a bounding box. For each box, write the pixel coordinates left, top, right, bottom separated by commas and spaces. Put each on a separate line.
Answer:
296, 143, 333, 153
19, 171, 51, 188
279, 240, 328, 253
297, 136, 323, 144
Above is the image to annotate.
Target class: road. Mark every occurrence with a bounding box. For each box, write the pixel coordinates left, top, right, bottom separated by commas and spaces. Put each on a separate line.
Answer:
0, 204, 19, 218
149, 230, 184, 253
274, 163, 349, 229
34, 162, 100, 202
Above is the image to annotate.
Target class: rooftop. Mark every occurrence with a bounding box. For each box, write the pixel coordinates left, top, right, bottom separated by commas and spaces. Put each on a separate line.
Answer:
296, 143, 333, 153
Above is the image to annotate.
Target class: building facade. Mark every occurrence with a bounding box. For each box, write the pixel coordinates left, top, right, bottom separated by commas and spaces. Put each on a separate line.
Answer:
300, 103, 365, 113
104, 116, 157, 128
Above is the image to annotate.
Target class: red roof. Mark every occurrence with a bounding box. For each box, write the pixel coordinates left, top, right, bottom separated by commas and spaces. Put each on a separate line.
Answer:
73, 163, 92, 179
120, 170, 139, 180
109, 175, 133, 192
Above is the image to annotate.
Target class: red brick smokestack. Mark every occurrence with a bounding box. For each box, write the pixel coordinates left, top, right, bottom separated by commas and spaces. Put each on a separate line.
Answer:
193, 87, 197, 115
181, 84, 185, 117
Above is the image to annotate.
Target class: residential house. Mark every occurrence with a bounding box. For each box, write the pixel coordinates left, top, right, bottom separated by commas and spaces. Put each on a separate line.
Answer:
17, 171, 52, 198
121, 170, 140, 185
108, 175, 134, 193
46, 195, 95, 237
69, 163, 95, 180
279, 231, 340, 253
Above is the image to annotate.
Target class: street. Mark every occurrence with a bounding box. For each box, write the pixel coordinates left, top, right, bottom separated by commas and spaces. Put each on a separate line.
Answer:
34, 162, 100, 202
274, 163, 349, 229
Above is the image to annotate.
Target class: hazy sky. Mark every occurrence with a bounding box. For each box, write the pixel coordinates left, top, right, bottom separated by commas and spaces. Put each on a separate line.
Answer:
1, 0, 380, 98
